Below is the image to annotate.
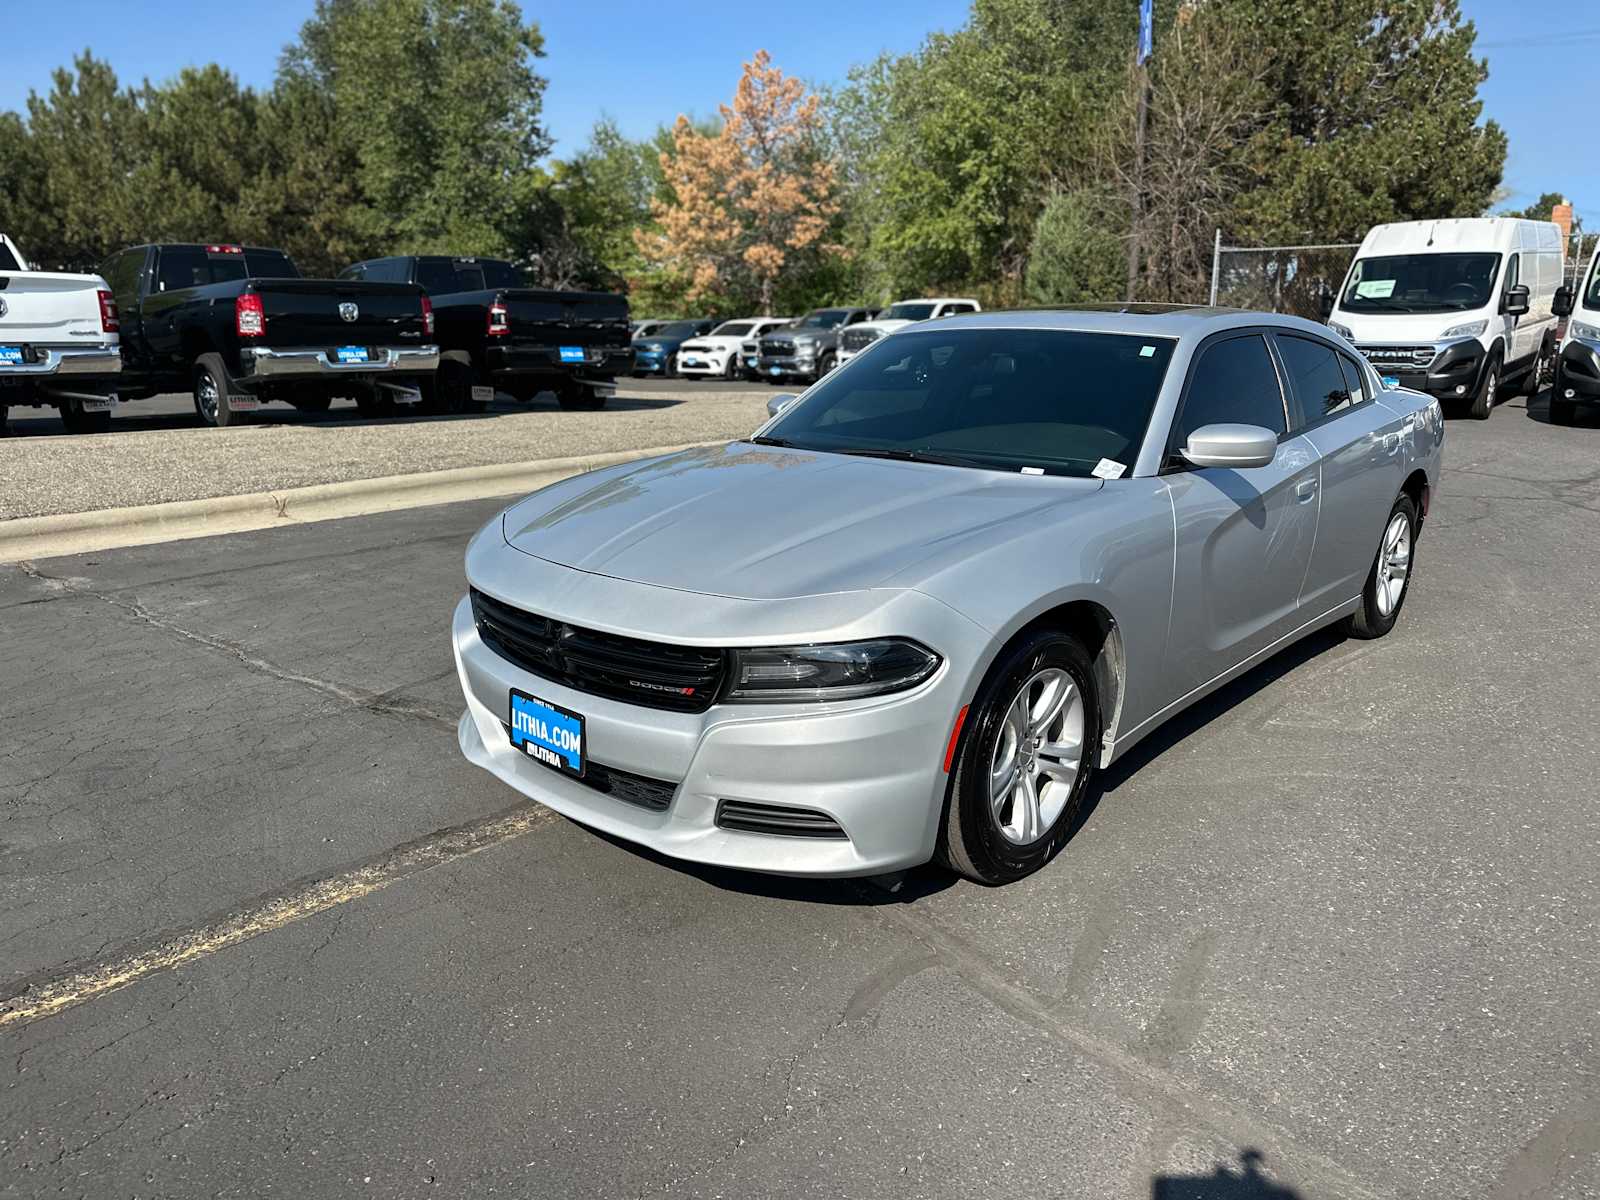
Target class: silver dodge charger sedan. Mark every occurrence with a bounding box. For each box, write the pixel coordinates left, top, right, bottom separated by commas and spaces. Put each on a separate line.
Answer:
453, 307, 1443, 885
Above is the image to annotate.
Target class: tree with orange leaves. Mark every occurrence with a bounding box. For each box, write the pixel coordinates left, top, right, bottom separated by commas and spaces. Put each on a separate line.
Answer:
635, 51, 842, 314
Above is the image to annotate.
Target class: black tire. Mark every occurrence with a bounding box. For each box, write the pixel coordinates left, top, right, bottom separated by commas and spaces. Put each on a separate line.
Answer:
938, 630, 1100, 885
813, 351, 835, 382
1549, 364, 1576, 425
290, 394, 333, 413
557, 380, 606, 411
354, 388, 393, 418
1343, 493, 1419, 640
0, 405, 8, 434
193, 353, 247, 427
723, 353, 740, 381
1468, 351, 1501, 420
57, 398, 112, 434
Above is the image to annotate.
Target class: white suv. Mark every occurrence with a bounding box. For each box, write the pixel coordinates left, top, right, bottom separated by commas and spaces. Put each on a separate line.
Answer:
676, 318, 793, 381
835, 297, 982, 366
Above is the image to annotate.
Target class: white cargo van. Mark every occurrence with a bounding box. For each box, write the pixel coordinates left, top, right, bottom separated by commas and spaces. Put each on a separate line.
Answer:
1327, 218, 1564, 419
1551, 255, 1600, 424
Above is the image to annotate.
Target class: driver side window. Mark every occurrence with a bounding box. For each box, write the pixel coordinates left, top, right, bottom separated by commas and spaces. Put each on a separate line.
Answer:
1173, 335, 1286, 452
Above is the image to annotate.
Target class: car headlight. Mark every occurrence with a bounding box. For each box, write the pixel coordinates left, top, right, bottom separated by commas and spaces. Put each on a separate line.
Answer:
1327, 321, 1353, 340
1570, 320, 1600, 343
726, 639, 941, 702
1442, 319, 1488, 339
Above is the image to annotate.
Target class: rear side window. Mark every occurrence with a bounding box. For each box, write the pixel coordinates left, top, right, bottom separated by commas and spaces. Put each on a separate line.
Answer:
1174, 334, 1286, 447
339, 264, 365, 281
481, 260, 522, 289
101, 249, 145, 305
0, 240, 20, 271
1276, 334, 1354, 425
416, 259, 461, 295
1337, 354, 1369, 406
156, 248, 234, 291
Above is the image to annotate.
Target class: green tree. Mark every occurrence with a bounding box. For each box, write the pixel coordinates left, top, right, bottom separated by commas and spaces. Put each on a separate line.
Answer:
280, 0, 550, 256
1024, 190, 1125, 305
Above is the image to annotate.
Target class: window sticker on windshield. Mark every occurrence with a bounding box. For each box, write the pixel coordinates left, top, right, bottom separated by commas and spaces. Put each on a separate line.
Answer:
1140, 345, 1156, 358
1355, 279, 1396, 299
1091, 458, 1127, 480
1020, 466, 1045, 476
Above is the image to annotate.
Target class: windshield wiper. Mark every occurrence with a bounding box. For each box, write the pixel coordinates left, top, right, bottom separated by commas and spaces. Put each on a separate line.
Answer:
748, 435, 796, 447
837, 447, 993, 469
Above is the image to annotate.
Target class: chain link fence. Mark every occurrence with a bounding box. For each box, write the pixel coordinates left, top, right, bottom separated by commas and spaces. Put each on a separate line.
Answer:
1567, 232, 1594, 288
1207, 232, 1358, 319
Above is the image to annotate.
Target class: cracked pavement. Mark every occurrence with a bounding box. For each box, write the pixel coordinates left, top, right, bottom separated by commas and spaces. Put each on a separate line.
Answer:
2, 389, 1598, 1198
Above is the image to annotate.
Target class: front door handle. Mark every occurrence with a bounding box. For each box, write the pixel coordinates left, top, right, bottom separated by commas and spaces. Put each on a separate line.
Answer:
1295, 478, 1318, 503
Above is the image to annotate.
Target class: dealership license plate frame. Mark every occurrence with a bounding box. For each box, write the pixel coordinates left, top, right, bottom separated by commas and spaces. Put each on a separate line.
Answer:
0, 346, 24, 367
335, 345, 370, 364
1381, 374, 1400, 389
508, 688, 586, 779
559, 345, 585, 364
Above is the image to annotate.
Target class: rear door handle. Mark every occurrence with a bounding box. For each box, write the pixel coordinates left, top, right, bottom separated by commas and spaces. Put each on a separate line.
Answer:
1295, 479, 1318, 503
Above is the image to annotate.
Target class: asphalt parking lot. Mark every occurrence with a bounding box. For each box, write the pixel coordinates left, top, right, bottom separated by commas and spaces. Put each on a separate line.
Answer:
3, 385, 1598, 1198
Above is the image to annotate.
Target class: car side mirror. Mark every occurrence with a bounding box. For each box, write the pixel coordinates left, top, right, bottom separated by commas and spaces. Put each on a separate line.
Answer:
766, 393, 798, 419
1503, 284, 1530, 317
1181, 423, 1278, 470
1553, 285, 1575, 318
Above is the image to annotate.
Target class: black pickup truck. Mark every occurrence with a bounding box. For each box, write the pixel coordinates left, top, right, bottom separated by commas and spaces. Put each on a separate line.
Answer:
97, 243, 439, 426
339, 255, 631, 410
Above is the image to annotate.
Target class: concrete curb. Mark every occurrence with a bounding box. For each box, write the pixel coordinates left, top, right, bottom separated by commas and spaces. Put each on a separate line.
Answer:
1, 441, 719, 564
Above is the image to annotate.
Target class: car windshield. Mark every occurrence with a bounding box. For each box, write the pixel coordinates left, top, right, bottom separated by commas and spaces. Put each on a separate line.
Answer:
755, 328, 1176, 477
713, 321, 752, 336
1341, 253, 1501, 314
656, 321, 704, 338
797, 310, 848, 329
884, 303, 936, 321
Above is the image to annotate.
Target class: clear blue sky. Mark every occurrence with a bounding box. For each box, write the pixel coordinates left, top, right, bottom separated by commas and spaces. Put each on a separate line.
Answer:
2, 0, 1594, 223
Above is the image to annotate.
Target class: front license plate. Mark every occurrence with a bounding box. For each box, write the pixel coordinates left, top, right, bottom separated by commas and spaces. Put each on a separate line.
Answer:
80, 394, 117, 412
769, 366, 782, 376
559, 345, 585, 364
1381, 375, 1400, 389
681, 358, 701, 368
0, 346, 23, 367
470, 385, 494, 403
508, 689, 584, 777
335, 345, 370, 364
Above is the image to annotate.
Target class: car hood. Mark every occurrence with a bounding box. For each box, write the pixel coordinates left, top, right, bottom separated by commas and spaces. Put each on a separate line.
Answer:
1334, 310, 1493, 344
855, 319, 914, 337
501, 443, 1104, 600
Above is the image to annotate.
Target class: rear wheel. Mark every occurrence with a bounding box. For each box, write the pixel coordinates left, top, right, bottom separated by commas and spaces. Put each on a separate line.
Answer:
1343, 493, 1418, 640
194, 353, 246, 427
939, 630, 1099, 885
1468, 351, 1500, 420
557, 380, 607, 411
58, 398, 112, 434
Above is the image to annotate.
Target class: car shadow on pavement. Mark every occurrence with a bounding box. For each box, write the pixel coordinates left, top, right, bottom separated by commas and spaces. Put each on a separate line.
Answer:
1151, 1150, 1304, 1199
1522, 386, 1600, 427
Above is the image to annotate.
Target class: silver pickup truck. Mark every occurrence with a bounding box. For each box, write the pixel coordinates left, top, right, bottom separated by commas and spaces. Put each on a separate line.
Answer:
0, 233, 122, 434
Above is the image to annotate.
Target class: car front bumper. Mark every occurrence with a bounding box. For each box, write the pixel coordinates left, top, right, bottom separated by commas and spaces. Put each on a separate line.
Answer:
674, 352, 727, 375
633, 349, 671, 373
1358, 339, 1485, 400
451, 576, 987, 877
1556, 339, 1600, 402
754, 354, 815, 380
241, 344, 440, 381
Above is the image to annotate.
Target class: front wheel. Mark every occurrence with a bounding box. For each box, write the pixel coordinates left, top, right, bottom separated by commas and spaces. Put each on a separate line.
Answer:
812, 352, 835, 382
1343, 493, 1418, 640
939, 631, 1100, 885
723, 354, 740, 381
1468, 352, 1500, 420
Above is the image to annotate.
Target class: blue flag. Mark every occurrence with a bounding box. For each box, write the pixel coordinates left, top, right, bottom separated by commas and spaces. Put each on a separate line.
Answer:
1138, 0, 1154, 64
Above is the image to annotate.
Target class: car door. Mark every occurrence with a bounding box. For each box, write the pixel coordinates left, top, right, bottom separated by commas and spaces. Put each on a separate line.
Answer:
1162, 331, 1321, 690
1500, 252, 1533, 367
1274, 332, 1404, 610
99, 247, 153, 383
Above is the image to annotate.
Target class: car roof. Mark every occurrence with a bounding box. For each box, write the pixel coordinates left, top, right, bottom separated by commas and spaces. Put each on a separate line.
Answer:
930, 304, 1336, 342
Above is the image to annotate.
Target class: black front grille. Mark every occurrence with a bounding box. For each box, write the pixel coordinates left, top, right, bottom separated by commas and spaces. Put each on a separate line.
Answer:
583, 761, 676, 811
841, 328, 880, 352
1362, 345, 1436, 369
471, 589, 726, 713
715, 800, 848, 840
759, 337, 794, 356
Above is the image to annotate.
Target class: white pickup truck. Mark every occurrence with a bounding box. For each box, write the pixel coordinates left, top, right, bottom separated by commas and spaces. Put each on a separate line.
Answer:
0, 233, 122, 434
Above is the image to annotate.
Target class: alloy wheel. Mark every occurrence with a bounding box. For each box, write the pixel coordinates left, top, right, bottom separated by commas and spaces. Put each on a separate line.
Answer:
988, 667, 1084, 845
1375, 511, 1412, 617
196, 371, 220, 424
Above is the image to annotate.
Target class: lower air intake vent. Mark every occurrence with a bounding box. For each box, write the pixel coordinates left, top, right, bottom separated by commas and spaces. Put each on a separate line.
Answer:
715, 799, 848, 840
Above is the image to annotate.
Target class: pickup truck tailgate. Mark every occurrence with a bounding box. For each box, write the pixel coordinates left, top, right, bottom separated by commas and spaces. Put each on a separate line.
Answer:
502, 290, 630, 350
0, 272, 110, 344
251, 279, 430, 347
